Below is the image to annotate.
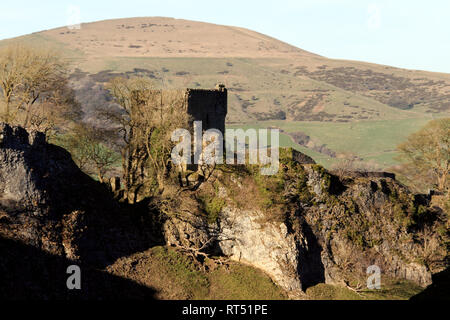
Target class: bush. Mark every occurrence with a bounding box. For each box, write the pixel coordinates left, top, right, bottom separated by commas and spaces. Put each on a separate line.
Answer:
200, 195, 226, 224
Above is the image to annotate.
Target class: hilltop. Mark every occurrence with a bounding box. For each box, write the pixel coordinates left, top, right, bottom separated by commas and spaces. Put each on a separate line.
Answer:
2, 17, 449, 168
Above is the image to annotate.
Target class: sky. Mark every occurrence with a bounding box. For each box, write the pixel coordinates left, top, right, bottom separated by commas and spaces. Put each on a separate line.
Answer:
0, 0, 449, 73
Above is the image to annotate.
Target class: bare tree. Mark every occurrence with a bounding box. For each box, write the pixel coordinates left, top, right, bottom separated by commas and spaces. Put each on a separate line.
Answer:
105, 77, 190, 202
0, 45, 21, 123
88, 142, 120, 183
331, 152, 359, 177
0, 44, 74, 133
58, 124, 119, 183
397, 118, 449, 193
58, 124, 92, 170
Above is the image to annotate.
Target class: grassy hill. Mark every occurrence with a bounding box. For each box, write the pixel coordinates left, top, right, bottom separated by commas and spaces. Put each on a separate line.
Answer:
2, 17, 449, 169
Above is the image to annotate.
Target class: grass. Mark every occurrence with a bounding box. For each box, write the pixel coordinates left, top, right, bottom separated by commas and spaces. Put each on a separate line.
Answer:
208, 264, 287, 300
199, 195, 226, 224
0, 33, 85, 64
152, 246, 288, 300
151, 246, 210, 299
305, 279, 423, 300
305, 284, 362, 300
69, 55, 447, 125
109, 246, 288, 300
115, 246, 424, 300
226, 123, 333, 167
228, 118, 434, 169
3, 33, 447, 171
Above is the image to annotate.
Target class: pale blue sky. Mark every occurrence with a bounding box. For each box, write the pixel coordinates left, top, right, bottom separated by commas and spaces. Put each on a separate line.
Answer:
1, 0, 449, 73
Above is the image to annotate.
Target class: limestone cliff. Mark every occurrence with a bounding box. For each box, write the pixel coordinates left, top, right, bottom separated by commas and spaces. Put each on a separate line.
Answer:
162, 155, 448, 292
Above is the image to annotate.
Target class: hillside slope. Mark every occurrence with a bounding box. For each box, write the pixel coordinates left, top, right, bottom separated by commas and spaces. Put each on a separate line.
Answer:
2, 17, 449, 168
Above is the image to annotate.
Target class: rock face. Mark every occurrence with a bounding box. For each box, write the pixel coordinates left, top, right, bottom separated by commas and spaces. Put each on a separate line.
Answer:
0, 123, 82, 255
216, 207, 301, 291
281, 148, 316, 165
0, 123, 156, 266
162, 158, 447, 292
0, 123, 163, 299
163, 204, 303, 292
301, 165, 437, 287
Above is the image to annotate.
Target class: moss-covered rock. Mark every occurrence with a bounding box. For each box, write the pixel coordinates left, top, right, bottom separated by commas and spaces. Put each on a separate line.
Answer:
161, 148, 448, 293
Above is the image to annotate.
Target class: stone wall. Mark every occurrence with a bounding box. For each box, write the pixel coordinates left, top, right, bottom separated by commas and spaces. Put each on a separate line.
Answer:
330, 171, 396, 180
149, 84, 227, 135
185, 84, 227, 134
281, 148, 316, 165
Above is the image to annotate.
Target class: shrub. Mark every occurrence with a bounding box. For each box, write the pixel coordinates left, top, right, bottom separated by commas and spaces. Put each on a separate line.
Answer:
200, 195, 226, 224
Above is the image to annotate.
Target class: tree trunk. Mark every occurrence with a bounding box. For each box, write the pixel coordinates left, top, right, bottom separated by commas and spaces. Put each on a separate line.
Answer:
157, 174, 165, 195
23, 95, 39, 128
437, 172, 447, 192
97, 168, 104, 184
5, 97, 10, 123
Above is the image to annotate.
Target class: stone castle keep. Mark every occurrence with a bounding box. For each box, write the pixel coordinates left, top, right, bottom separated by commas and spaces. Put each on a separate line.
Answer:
151, 84, 227, 134
184, 84, 227, 134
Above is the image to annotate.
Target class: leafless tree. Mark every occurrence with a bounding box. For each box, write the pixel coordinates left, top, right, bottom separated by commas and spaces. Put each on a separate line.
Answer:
105, 77, 191, 202
0, 44, 78, 137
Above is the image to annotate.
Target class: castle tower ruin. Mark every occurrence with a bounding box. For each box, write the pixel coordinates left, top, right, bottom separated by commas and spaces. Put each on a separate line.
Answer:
148, 84, 227, 135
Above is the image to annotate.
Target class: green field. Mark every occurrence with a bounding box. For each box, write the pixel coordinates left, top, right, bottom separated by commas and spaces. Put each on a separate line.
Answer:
227, 117, 435, 169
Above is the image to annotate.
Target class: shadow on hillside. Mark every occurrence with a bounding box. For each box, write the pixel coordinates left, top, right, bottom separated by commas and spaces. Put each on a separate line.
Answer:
69, 187, 168, 268
410, 267, 450, 300
0, 236, 157, 300
25, 147, 167, 268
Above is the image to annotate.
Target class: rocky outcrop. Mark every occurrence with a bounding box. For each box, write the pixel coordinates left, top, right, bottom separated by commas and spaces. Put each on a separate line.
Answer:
162, 156, 448, 292
0, 123, 82, 256
0, 123, 157, 267
216, 206, 301, 291
0, 125, 446, 297
281, 148, 316, 165
302, 164, 442, 287
163, 203, 303, 292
